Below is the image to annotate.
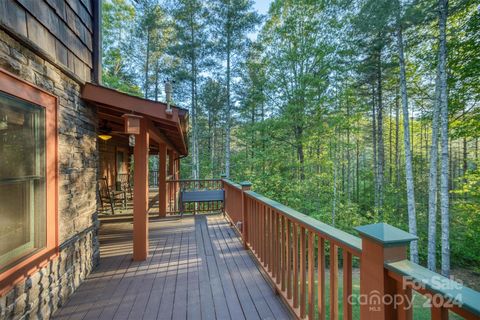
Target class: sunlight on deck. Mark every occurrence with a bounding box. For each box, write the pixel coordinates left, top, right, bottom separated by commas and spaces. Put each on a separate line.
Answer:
52, 215, 292, 320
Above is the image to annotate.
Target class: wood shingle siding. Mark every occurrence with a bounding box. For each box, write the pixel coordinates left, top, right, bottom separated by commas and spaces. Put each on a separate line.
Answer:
0, 0, 95, 82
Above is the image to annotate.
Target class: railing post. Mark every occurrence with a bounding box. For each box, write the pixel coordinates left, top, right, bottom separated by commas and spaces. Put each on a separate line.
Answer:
355, 223, 417, 320
221, 174, 227, 218
158, 144, 167, 217
240, 181, 252, 249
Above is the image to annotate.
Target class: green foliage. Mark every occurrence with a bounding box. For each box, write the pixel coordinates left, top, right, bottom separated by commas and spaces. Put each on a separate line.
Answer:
102, 0, 480, 272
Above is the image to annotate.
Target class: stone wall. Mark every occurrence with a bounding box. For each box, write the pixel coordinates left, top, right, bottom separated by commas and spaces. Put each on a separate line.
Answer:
0, 28, 100, 319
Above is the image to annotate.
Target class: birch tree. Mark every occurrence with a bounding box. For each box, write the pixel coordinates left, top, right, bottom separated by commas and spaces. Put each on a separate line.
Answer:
438, 0, 450, 276
171, 0, 208, 179
209, 0, 260, 177
428, 67, 441, 271
395, 0, 418, 263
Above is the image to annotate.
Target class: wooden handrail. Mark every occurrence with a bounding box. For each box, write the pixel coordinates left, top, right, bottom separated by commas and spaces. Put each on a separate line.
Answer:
223, 179, 243, 229
161, 177, 480, 319
165, 179, 223, 215
245, 190, 362, 256
226, 180, 359, 319
221, 179, 480, 320
167, 178, 223, 183
386, 260, 480, 319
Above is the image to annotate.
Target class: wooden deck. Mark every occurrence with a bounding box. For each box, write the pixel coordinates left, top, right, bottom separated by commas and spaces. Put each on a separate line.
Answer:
53, 215, 292, 320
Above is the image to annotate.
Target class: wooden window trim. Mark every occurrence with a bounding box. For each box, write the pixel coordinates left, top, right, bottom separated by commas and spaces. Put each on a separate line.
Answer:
0, 68, 58, 296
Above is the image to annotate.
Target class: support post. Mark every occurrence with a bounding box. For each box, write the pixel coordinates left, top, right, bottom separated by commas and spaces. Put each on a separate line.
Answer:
221, 174, 227, 217
355, 223, 417, 320
168, 151, 175, 176
240, 181, 252, 249
158, 143, 167, 217
133, 119, 149, 261
175, 156, 180, 180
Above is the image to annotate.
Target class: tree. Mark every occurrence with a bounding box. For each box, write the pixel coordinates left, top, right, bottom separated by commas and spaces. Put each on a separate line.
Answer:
102, 0, 141, 96
395, 0, 419, 263
209, 0, 260, 177
171, 0, 209, 179
437, 0, 450, 277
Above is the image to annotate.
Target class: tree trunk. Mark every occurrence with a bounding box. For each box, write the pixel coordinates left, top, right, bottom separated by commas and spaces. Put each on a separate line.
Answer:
190, 13, 199, 180
154, 60, 159, 101
347, 102, 351, 201
428, 66, 441, 271
225, 29, 231, 178
144, 29, 150, 99
395, 87, 400, 188
332, 135, 337, 226
356, 140, 360, 202
295, 125, 305, 180
396, 18, 418, 263
438, 0, 450, 277
372, 86, 378, 209
463, 137, 467, 176
376, 52, 385, 214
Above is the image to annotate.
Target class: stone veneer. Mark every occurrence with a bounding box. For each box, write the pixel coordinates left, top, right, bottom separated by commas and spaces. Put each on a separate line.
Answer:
0, 29, 100, 320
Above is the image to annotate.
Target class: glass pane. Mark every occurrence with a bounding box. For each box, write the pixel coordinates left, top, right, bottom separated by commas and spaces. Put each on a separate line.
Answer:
0, 92, 46, 271
117, 151, 125, 174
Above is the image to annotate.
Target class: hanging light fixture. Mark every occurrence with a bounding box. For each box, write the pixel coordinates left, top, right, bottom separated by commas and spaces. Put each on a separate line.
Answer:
98, 119, 113, 141
98, 134, 112, 141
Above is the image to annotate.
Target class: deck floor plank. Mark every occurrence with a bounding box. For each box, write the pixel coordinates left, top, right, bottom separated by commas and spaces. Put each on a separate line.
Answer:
212, 219, 278, 320
219, 219, 291, 319
53, 214, 292, 320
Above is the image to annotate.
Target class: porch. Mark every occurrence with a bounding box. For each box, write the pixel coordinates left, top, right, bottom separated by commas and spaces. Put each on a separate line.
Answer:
52, 214, 291, 320
78, 84, 480, 320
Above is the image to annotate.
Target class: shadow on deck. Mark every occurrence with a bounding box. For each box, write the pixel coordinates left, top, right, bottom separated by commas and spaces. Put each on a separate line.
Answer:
52, 215, 292, 320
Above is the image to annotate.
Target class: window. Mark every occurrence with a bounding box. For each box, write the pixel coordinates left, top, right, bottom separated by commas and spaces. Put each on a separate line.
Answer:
0, 69, 57, 293
116, 150, 125, 174
0, 93, 47, 271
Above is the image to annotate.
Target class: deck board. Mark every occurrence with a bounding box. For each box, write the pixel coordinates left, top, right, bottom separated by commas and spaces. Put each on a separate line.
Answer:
53, 214, 292, 320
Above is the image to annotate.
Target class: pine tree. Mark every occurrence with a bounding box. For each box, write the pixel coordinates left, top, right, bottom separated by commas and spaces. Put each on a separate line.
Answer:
171, 0, 209, 179
209, 0, 260, 177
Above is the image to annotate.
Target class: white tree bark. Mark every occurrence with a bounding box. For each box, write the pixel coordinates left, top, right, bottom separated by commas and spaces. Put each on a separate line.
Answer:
225, 22, 232, 178
427, 67, 441, 271
395, 8, 418, 262
190, 15, 199, 180
438, 0, 450, 277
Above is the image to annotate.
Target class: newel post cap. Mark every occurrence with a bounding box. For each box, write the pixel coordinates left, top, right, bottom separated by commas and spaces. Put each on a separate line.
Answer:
355, 223, 417, 247
239, 181, 252, 189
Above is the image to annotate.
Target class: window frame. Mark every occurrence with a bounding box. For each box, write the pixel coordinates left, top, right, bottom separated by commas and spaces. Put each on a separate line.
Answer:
0, 68, 58, 296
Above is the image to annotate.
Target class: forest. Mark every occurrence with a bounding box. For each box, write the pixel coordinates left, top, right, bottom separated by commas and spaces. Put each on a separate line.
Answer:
102, 0, 479, 282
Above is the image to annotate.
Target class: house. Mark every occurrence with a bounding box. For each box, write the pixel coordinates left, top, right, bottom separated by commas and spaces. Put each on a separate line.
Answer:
0, 0, 188, 318
1, 1, 479, 320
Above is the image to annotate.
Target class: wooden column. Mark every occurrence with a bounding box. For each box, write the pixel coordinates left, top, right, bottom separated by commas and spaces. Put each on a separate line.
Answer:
240, 181, 252, 249
133, 119, 149, 261
176, 156, 180, 179
168, 151, 175, 176
355, 223, 417, 320
158, 143, 167, 217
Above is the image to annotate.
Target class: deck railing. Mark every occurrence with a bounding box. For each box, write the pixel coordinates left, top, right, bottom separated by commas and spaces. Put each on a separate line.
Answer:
223, 179, 243, 227
220, 179, 480, 320
166, 178, 223, 215
149, 170, 159, 187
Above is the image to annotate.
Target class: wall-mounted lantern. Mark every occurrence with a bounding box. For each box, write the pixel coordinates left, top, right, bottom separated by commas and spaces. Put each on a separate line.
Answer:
122, 114, 143, 135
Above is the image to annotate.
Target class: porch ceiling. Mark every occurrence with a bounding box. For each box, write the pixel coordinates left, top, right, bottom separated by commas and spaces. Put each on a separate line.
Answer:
82, 83, 188, 156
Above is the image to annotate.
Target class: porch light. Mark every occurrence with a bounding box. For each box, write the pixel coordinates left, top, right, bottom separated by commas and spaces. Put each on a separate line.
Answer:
122, 113, 143, 135
98, 134, 112, 141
